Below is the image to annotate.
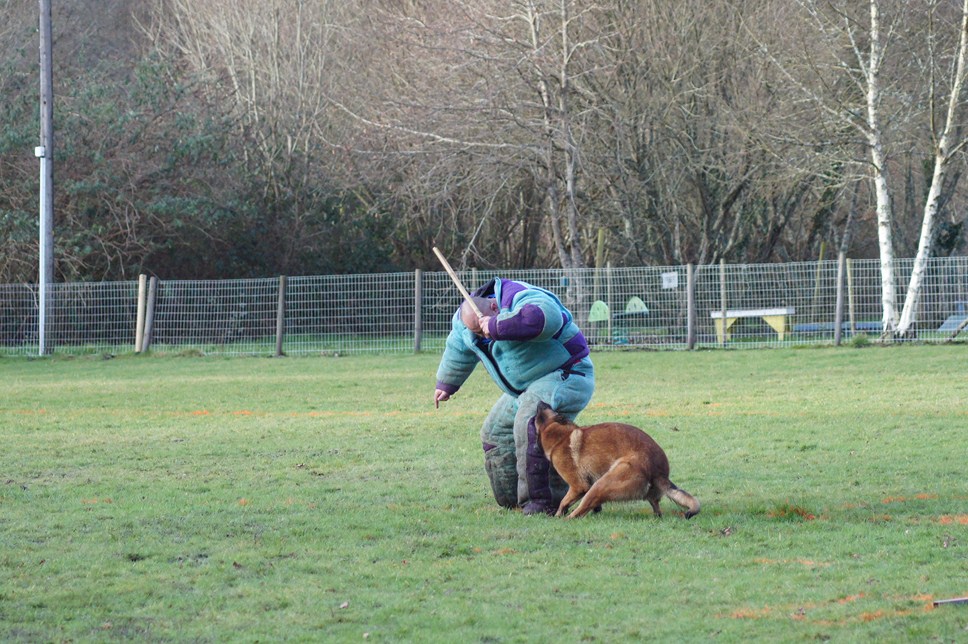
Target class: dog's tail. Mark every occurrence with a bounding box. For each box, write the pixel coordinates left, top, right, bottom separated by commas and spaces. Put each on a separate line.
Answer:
661, 479, 700, 519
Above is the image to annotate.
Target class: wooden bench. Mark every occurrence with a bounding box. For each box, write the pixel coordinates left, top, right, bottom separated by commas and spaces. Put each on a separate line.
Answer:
710, 307, 795, 343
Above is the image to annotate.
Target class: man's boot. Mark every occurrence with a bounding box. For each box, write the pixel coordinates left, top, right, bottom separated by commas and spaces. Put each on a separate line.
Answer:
522, 417, 556, 516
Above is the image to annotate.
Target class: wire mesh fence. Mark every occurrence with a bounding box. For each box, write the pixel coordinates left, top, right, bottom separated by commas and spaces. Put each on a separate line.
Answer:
2, 256, 967, 357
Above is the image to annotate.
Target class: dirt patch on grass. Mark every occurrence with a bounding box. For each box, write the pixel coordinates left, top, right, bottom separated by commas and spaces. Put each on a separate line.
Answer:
721, 592, 932, 625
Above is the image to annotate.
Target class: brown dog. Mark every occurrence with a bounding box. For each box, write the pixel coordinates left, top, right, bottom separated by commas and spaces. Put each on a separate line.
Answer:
534, 402, 700, 519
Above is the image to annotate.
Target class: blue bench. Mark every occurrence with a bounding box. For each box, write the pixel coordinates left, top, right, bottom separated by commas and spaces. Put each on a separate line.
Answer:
794, 321, 882, 334
938, 301, 968, 332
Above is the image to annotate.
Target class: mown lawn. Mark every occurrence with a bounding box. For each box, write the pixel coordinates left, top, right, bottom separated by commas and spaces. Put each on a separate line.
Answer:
1, 345, 966, 642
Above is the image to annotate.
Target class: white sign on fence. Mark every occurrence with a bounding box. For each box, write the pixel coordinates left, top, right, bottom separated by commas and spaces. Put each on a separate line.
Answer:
661, 272, 679, 290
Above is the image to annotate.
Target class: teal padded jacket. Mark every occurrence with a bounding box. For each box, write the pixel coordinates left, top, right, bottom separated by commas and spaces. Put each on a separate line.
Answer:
434, 278, 590, 397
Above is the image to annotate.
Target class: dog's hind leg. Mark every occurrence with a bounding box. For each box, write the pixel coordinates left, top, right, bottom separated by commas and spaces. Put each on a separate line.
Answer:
567, 461, 648, 519
646, 486, 663, 517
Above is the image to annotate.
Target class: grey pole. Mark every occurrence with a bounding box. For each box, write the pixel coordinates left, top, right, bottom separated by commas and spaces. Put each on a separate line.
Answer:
834, 251, 846, 346
37, 0, 54, 355
686, 263, 696, 350
413, 269, 423, 353
720, 259, 727, 346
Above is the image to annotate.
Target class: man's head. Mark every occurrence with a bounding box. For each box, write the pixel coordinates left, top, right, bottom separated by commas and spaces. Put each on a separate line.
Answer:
460, 296, 498, 335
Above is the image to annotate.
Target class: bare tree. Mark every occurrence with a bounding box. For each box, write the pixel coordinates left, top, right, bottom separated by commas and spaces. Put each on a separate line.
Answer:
324, 0, 610, 273
863, 0, 902, 333
896, 0, 968, 337
750, 0, 968, 337
586, 1, 832, 266
146, 0, 357, 273
133, 0, 968, 278
750, 0, 922, 333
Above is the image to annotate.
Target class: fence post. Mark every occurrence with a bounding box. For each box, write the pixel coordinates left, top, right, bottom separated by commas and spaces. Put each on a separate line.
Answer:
687, 263, 696, 350
135, 274, 147, 353
846, 258, 856, 334
719, 259, 727, 347
811, 241, 826, 319
38, 0, 54, 357
834, 252, 846, 346
275, 275, 287, 357
414, 269, 423, 353
142, 276, 158, 352
593, 228, 605, 303
606, 261, 613, 342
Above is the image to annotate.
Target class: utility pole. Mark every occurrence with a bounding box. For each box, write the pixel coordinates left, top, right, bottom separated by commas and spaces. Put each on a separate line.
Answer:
37, 0, 54, 355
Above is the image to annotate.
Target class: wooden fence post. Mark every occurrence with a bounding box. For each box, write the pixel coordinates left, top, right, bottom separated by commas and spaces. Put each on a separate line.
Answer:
275, 275, 287, 357
142, 276, 158, 352
135, 274, 147, 353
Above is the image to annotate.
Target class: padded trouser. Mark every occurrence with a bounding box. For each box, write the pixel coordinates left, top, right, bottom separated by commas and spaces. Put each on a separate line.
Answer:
480, 357, 594, 508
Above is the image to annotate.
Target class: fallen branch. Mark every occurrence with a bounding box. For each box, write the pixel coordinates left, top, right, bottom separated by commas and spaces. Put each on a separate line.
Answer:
945, 316, 968, 342
933, 596, 968, 607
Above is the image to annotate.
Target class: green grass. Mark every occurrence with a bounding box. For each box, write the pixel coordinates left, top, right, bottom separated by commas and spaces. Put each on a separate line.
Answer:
1, 346, 967, 642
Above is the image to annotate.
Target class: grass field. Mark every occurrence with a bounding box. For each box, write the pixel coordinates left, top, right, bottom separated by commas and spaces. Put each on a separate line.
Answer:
2, 345, 967, 642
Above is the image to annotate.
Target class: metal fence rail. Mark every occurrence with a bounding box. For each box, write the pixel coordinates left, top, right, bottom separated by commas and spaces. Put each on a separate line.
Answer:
2, 256, 967, 356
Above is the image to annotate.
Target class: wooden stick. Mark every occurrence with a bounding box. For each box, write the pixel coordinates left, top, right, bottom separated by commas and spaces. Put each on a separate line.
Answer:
432, 247, 484, 319
946, 315, 968, 342
933, 596, 968, 607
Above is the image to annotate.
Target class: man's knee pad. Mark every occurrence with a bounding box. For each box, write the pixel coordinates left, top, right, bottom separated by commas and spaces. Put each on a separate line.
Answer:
482, 440, 517, 508
481, 394, 518, 508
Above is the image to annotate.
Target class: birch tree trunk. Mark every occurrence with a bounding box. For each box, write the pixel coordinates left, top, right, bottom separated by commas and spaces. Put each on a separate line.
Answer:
896, 0, 968, 338
866, 0, 900, 335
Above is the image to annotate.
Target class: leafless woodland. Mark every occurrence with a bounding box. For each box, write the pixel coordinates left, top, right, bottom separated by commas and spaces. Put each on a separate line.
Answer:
2, 0, 967, 300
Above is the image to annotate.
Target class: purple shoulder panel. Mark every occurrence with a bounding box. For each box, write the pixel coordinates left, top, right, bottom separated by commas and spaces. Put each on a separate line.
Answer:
563, 332, 590, 360
498, 279, 528, 309
495, 303, 545, 341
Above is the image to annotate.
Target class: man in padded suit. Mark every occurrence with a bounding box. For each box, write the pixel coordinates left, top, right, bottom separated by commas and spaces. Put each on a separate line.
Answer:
433, 277, 595, 515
